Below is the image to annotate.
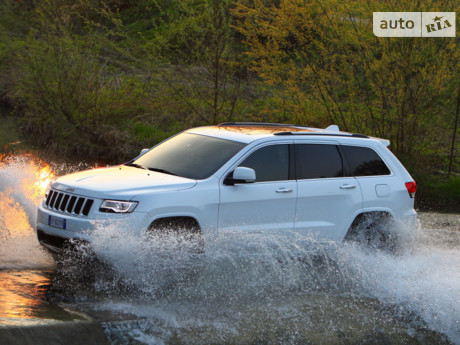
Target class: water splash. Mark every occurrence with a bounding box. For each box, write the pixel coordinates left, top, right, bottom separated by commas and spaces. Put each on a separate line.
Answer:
0, 154, 54, 228
349, 245, 460, 344
0, 153, 98, 270
0, 154, 57, 269
54, 217, 460, 344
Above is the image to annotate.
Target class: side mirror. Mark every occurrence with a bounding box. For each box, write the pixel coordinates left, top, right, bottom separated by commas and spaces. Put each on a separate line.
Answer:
231, 167, 256, 184
139, 148, 149, 156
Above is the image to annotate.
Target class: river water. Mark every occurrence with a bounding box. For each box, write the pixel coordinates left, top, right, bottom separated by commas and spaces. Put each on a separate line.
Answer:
0, 154, 459, 344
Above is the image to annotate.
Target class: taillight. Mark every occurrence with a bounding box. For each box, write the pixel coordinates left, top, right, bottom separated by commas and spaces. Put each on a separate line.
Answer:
405, 181, 416, 198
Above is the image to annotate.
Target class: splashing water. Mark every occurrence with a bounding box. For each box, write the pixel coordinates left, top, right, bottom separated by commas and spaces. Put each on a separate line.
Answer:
345, 243, 460, 344
1, 154, 459, 344
54, 215, 460, 344
0, 153, 97, 269
0, 154, 56, 269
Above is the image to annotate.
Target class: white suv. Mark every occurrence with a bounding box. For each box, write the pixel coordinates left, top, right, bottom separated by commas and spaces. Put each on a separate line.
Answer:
36, 123, 417, 254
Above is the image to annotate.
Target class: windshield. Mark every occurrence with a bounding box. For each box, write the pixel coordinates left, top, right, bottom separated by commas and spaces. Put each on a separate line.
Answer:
130, 133, 246, 179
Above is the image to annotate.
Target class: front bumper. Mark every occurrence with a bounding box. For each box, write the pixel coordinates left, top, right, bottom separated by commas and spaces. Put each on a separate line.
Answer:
36, 228, 89, 254
36, 201, 148, 253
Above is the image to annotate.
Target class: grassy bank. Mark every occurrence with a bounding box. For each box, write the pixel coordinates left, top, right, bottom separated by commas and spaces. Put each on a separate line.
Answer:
414, 173, 460, 213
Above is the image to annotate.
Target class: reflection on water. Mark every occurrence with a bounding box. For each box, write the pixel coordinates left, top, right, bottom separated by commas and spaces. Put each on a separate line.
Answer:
0, 271, 49, 318
0, 271, 50, 320
0, 270, 82, 324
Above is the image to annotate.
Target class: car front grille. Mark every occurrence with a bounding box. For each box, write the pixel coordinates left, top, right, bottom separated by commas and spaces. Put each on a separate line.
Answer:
44, 189, 94, 216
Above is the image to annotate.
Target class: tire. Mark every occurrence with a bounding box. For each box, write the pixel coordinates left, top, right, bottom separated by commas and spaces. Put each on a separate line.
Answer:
147, 217, 204, 254
145, 217, 204, 295
344, 212, 400, 253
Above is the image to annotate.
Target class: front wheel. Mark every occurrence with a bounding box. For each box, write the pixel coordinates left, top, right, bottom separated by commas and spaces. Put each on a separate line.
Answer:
146, 217, 204, 255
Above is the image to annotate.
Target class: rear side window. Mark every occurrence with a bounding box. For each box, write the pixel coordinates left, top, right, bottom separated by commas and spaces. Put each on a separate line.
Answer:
240, 144, 289, 182
295, 144, 343, 179
342, 145, 391, 176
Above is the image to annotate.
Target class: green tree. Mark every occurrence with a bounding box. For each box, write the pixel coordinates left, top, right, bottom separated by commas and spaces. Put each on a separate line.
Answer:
145, 0, 249, 125
233, 0, 459, 171
11, 0, 148, 161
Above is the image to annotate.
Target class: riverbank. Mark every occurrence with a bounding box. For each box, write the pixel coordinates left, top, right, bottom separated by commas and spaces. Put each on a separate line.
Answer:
413, 173, 460, 213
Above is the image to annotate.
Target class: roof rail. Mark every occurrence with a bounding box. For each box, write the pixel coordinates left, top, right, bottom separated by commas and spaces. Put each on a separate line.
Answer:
274, 132, 370, 139
218, 122, 310, 128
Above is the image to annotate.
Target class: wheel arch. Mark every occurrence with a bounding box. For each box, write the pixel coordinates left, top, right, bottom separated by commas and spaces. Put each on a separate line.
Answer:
147, 215, 202, 234
343, 210, 396, 244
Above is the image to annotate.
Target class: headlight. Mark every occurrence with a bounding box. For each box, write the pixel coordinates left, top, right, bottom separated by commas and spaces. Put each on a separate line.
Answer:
100, 200, 138, 213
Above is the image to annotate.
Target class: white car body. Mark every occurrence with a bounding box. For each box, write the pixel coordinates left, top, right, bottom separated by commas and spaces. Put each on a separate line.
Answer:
36, 123, 417, 253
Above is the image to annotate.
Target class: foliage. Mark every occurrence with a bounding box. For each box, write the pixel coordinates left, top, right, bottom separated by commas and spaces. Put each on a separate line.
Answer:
6, 0, 151, 161
0, 0, 458, 208
232, 0, 459, 172
414, 173, 460, 212
140, 0, 253, 125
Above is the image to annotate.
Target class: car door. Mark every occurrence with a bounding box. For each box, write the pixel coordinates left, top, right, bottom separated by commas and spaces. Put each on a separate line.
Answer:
218, 142, 297, 233
341, 144, 399, 211
294, 142, 362, 241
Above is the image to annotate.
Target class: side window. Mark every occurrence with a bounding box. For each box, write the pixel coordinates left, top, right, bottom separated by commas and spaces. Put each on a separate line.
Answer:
342, 145, 391, 176
295, 144, 343, 179
239, 145, 289, 182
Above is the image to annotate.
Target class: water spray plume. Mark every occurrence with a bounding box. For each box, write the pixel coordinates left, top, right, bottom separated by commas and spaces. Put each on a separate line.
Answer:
0, 153, 55, 269
33, 165, 54, 201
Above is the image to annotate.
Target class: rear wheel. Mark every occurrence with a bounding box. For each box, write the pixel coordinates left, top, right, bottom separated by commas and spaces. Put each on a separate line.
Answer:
344, 212, 400, 253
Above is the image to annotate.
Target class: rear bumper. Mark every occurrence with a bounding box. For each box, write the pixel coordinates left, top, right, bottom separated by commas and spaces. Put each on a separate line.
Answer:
401, 208, 417, 230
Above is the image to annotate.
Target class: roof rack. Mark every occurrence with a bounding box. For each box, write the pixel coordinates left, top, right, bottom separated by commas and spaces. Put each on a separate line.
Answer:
274, 132, 370, 138
216, 122, 375, 141
218, 122, 311, 128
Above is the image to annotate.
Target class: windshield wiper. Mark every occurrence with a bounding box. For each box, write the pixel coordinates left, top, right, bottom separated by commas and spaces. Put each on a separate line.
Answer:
147, 167, 182, 177
125, 163, 147, 170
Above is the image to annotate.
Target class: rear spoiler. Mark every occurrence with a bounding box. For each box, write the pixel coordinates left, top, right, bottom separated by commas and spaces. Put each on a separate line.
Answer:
327, 124, 390, 147
376, 138, 390, 147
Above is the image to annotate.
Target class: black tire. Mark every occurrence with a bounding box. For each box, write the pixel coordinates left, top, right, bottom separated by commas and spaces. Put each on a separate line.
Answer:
145, 217, 205, 294
147, 217, 204, 254
344, 212, 400, 253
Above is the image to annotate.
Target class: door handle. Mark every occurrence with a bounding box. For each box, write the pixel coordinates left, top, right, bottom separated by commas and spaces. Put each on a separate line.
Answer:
340, 184, 357, 190
276, 188, 294, 193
